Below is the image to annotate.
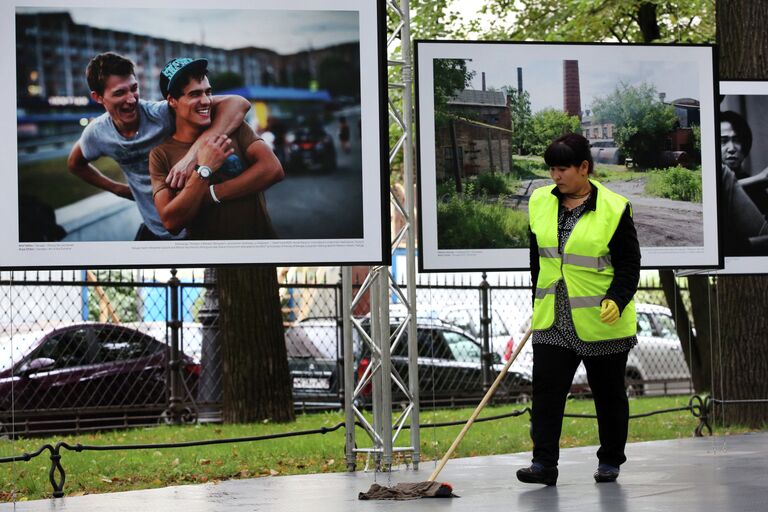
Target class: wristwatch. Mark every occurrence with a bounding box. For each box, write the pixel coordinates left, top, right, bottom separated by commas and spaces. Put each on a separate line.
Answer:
195, 165, 213, 180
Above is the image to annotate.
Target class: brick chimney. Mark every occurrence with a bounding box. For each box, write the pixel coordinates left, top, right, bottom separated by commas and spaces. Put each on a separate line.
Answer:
563, 60, 582, 120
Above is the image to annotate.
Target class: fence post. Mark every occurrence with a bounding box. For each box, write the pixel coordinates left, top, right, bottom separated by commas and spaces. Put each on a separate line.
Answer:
164, 268, 185, 424
480, 272, 492, 393
198, 268, 222, 410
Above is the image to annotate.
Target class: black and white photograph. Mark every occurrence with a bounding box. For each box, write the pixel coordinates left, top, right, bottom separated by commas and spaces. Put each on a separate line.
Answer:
717, 81, 768, 274
415, 41, 718, 271
4, 0, 387, 268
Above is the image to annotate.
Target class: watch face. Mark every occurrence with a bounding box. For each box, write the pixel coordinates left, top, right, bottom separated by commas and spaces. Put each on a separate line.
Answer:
197, 166, 212, 179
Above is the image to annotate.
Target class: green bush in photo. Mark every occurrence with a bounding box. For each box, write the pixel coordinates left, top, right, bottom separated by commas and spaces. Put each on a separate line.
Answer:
645, 166, 702, 202
476, 172, 510, 195
437, 195, 528, 249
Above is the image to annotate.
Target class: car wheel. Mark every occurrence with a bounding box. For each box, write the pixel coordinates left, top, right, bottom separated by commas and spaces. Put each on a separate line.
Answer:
515, 391, 532, 404
625, 369, 645, 398
158, 407, 198, 425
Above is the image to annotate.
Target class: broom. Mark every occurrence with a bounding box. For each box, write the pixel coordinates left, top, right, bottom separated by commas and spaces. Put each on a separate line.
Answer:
358, 328, 532, 500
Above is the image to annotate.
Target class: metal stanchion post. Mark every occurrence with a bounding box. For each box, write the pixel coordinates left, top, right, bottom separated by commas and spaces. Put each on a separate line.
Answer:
480, 272, 492, 393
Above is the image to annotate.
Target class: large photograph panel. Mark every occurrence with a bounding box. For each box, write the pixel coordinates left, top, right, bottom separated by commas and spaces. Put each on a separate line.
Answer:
416, 41, 718, 271
716, 81, 768, 274
5, 0, 387, 268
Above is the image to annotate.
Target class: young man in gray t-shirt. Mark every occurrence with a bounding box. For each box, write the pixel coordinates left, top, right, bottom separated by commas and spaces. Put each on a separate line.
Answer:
67, 52, 250, 240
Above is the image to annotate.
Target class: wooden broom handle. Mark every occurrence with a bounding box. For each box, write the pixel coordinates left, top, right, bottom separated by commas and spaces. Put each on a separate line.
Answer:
428, 328, 532, 482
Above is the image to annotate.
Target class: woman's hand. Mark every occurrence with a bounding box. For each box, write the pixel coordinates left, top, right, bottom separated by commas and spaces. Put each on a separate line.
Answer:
600, 299, 620, 325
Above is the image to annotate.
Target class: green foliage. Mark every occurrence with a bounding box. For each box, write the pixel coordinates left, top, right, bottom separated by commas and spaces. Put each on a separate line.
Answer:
503, 88, 534, 154
437, 194, 528, 249
691, 124, 702, 152
433, 59, 475, 126
19, 156, 124, 209
87, 270, 139, 323
645, 166, 702, 202
461, 0, 715, 44
475, 172, 512, 195
511, 157, 551, 179
407, 0, 465, 40
528, 108, 582, 155
591, 82, 678, 167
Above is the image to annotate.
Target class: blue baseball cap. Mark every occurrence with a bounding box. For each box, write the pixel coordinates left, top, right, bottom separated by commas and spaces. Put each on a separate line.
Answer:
159, 57, 208, 98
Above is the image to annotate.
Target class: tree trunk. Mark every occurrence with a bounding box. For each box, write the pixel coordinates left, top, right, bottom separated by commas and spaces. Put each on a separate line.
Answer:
659, 271, 711, 393
686, 275, 716, 392
637, 2, 661, 42
217, 266, 294, 423
450, 119, 462, 193
714, 0, 768, 427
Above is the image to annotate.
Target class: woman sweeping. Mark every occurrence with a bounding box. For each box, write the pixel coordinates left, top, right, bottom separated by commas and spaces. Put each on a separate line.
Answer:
517, 133, 641, 486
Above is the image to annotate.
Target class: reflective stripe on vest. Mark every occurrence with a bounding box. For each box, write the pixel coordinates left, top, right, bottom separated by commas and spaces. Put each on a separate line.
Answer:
529, 180, 636, 342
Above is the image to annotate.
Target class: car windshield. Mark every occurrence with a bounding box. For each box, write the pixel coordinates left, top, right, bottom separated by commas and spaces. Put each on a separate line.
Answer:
637, 313, 654, 337
285, 326, 333, 359
443, 331, 481, 363
0, 331, 45, 372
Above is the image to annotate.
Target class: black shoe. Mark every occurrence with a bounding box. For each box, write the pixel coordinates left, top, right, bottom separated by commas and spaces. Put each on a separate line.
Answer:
516, 464, 558, 486
593, 464, 620, 483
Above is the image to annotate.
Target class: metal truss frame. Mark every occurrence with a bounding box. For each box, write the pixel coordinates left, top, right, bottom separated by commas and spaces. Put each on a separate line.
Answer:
343, 0, 419, 472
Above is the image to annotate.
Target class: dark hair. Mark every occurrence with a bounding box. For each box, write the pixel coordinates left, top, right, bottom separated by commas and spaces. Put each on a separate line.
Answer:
543, 133, 593, 174
720, 110, 752, 156
167, 70, 208, 99
86, 52, 135, 96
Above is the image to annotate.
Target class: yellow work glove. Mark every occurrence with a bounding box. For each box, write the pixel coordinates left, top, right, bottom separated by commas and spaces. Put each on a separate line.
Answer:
600, 299, 620, 325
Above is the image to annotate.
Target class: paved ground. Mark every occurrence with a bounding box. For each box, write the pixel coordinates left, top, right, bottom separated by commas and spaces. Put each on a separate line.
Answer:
3, 432, 766, 511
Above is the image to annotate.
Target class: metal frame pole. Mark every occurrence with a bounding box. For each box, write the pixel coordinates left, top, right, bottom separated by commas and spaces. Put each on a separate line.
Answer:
342, 0, 418, 471
399, 0, 420, 469
342, 267, 356, 471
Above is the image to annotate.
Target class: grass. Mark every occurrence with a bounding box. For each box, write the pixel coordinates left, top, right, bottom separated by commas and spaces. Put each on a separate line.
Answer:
1, 395, 757, 501
437, 194, 529, 249
18, 156, 125, 209
592, 164, 649, 182
644, 166, 702, 202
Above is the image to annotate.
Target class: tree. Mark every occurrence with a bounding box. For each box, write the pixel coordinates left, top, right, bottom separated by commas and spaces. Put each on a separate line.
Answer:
590, 82, 678, 167
712, 0, 768, 427
432, 58, 475, 126
504, 88, 534, 156
528, 108, 581, 155
217, 266, 294, 423
465, 0, 714, 43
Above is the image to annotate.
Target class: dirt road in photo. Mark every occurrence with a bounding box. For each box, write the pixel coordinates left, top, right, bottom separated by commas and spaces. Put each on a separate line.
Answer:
510, 177, 704, 247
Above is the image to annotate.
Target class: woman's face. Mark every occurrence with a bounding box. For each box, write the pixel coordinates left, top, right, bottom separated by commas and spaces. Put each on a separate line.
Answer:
549, 160, 590, 194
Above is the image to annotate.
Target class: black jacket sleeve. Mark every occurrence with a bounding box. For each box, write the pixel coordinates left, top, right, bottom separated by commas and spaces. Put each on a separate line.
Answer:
529, 226, 540, 308
604, 204, 641, 314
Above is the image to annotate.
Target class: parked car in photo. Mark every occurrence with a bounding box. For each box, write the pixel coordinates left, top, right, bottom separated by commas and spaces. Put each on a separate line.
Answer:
355, 317, 532, 407
146, 319, 347, 409
390, 303, 534, 378
0, 322, 200, 436
284, 123, 337, 173
571, 303, 693, 396
284, 318, 343, 408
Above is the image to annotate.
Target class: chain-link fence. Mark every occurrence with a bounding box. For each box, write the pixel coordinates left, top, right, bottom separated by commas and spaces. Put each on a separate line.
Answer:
0, 270, 691, 436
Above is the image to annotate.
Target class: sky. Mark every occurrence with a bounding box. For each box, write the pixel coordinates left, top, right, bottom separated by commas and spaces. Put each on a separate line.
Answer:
464, 55, 701, 113
17, 6, 360, 54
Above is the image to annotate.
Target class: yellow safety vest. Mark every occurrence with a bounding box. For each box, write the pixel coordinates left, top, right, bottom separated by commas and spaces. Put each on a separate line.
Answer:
529, 180, 636, 342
